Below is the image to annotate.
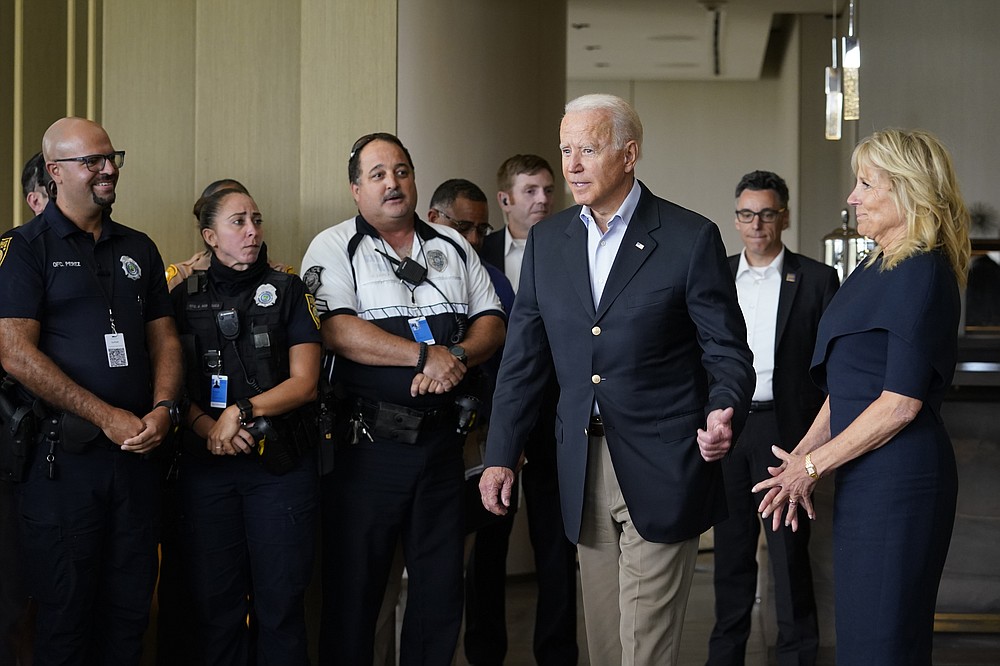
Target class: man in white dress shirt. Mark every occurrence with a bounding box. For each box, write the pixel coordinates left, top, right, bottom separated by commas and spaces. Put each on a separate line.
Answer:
708, 170, 839, 666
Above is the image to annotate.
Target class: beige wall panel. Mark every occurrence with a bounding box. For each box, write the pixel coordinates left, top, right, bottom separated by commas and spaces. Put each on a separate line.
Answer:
2, 0, 16, 231
194, 0, 301, 266
398, 0, 567, 231
8, 0, 72, 227
860, 0, 1000, 219
299, 0, 397, 258
22, 0, 70, 147
774, 18, 801, 254
102, 0, 197, 265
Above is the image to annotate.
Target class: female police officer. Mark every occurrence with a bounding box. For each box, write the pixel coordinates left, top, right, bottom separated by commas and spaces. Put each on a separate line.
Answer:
172, 187, 321, 664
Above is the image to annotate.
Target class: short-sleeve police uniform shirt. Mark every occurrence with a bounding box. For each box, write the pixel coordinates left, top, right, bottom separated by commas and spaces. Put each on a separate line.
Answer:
301, 215, 504, 408
0, 202, 173, 416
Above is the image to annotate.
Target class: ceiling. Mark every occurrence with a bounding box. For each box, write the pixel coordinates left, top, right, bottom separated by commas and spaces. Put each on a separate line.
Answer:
567, 0, 847, 81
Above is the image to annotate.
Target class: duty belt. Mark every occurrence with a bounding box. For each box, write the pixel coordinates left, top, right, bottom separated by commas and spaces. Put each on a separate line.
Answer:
353, 398, 456, 444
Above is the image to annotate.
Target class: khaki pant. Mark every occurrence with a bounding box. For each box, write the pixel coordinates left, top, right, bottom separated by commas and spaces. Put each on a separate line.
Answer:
577, 433, 699, 666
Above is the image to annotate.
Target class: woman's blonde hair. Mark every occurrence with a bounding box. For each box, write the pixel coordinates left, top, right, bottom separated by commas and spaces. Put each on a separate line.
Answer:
852, 129, 970, 285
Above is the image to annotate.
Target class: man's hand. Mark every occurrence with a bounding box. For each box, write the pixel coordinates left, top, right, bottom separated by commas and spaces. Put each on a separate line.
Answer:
121, 407, 172, 454
696, 406, 734, 462
479, 466, 515, 516
411, 345, 466, 397
101, 407, 146, 448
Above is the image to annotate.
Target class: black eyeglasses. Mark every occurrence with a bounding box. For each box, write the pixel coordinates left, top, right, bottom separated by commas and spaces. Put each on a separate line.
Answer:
53, 151, 126, 173
433, 209, 491, 237
735, 207, 785, 224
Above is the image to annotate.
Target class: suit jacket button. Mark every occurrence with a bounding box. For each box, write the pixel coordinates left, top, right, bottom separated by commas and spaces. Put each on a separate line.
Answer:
591, 326, 601, 335
591, 374, 602, 384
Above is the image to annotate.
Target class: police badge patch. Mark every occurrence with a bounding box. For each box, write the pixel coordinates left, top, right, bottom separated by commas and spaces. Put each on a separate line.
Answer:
255, 283, 278, 307
426, 249, 447, 272
120, 255, 141, 280
303, 266, 323, 294
0, 237, 10, 269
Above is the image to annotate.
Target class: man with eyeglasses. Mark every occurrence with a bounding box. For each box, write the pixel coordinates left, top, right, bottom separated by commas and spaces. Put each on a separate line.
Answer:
0, 117, 182, 664
301, 133, 505, 664
707, 170, 838, 666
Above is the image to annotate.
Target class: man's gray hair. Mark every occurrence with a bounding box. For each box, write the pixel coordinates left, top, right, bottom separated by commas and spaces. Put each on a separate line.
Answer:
564, 94, 643, 160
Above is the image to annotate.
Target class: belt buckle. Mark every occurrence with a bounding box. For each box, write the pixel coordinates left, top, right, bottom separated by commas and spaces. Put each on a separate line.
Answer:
588, 415, 605, 437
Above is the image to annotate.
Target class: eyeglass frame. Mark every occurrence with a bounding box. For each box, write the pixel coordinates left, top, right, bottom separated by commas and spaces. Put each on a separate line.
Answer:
53, 151, 126, 173
734, 207, 786, 224
432, 208, 492, 237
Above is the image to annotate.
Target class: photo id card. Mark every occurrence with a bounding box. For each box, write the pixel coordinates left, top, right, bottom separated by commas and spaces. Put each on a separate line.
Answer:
407, 316, 436, 344
105, 333, 129, 368
210, 374, 229, 408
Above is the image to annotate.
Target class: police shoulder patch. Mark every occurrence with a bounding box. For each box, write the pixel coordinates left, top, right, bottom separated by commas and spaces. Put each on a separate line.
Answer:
0, 237, 10, 269
305, 293, 321, 329
303, 266, 323, 294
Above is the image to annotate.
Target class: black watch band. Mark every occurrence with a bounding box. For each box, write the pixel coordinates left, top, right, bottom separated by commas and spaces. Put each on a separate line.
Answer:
415, 342, 429, 374
155, 399, 181, 428
236, 398, 254, 427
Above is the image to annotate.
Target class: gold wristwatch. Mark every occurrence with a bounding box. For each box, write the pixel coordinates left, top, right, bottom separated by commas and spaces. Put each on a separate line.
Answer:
805, 453, 819, 479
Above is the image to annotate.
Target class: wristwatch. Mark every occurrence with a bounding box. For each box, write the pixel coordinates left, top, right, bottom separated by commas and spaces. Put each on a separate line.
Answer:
155, 399, 181, 428
236, 398, 254, 427
448, 345, 467, 365
805, 453, 819, 479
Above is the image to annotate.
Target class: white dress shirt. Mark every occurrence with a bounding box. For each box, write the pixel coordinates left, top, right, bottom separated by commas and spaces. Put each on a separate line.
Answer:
581, 180, 641, 416
734, 248, 784, 402
502, 228, 527, 293
582, 180, 641, 308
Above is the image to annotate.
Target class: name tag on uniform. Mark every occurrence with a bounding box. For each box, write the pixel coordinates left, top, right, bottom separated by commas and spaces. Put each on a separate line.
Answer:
105, 333, 129, 368
210, 374, 229, 408
407, 316, 436, 344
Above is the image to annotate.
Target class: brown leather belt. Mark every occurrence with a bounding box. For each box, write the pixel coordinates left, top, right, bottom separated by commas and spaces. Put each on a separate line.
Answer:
588, 415, 605, 438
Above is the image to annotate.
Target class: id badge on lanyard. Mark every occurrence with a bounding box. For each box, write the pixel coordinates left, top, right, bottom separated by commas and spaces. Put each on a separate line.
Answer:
105, 310, 129, 368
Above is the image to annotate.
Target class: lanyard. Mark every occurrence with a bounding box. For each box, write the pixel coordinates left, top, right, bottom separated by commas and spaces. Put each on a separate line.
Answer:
65, 232, 117, 333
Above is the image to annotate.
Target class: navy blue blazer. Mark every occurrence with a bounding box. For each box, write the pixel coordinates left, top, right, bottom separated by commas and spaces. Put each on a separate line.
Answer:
486, 182, 754, 544
728, 250, 839, 448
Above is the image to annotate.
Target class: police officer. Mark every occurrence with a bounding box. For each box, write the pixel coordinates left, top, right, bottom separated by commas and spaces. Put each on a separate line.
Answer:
301, 132, 506, 664
171, 188, 321, 664
0, 117, 183, 664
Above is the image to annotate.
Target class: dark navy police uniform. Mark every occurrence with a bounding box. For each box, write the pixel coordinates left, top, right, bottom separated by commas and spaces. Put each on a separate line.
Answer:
302, 215, 504, 665
0, 201, 172, 665
171, 249, 321, 665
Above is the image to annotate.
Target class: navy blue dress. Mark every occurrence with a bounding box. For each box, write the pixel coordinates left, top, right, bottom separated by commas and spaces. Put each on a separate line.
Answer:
810, 251, 959, 665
